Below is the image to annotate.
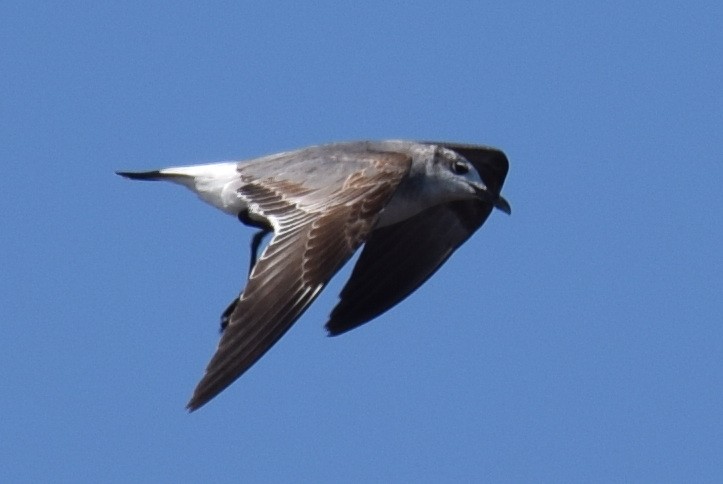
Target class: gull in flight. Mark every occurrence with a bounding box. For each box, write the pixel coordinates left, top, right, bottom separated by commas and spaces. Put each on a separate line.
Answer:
117, 140, 511, 410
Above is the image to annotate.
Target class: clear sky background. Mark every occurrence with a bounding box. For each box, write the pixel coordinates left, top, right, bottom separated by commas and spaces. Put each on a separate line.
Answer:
2, 2, 721, 482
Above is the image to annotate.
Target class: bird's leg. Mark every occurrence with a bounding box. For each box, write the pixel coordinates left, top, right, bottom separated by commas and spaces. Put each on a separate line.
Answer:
220, 209, 274, 333
237, 209, 274, 273
220, 298, 237, 333
249, 228, 271, 274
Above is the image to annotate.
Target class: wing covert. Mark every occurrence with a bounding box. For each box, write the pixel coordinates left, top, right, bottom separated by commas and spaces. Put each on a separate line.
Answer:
187, 152, 411, 410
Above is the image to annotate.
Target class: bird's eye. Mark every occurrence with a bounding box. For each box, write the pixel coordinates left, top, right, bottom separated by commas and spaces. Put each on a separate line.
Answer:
452, 160, 469, 175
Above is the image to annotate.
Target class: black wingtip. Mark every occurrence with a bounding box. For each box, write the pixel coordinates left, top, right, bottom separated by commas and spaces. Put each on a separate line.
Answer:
186, 377, 225, 412
115, 170, 164, 180
186, 391, 209, 412
324, 320, 355, 337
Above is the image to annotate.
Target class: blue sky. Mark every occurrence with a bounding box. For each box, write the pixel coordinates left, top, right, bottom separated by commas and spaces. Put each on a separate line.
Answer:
2, 1, 721, 482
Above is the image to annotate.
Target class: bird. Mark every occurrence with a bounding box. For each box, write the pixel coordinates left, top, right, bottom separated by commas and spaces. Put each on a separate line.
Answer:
117, 140, 511, 411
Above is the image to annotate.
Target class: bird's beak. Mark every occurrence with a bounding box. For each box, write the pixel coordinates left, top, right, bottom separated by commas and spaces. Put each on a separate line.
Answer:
474, 185, 512, 215
494, 195, 511, 215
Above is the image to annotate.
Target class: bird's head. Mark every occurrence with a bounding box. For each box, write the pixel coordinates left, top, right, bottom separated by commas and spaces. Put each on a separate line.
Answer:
431, 147, 511, 214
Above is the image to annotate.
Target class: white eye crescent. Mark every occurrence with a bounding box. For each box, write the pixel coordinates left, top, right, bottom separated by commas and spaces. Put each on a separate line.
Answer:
452, 160, 470, 175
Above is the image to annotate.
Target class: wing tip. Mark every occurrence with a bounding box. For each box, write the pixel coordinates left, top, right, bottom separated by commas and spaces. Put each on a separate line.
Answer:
324, 322, 344, 337
185, 370, 224, 412
186, 387, 214, 412
324, 317, 363, 337
185, 397, 203, 413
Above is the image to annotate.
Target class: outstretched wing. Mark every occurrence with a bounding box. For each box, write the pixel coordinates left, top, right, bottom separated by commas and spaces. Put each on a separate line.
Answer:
325, 144, 509, 335
187, 151, 411, 410
325, 201, 489, 335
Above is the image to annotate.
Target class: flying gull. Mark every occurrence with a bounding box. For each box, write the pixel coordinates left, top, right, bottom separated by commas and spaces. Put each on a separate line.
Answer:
117, 140, 511, 410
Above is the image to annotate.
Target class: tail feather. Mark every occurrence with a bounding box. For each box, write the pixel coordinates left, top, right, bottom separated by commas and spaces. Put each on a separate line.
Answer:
116, 170, 171, 181
116, 162, 244, 216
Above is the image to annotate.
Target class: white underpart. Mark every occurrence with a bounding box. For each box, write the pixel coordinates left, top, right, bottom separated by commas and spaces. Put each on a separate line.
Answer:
376, 197, 416, 228
376, 163, 479, 227
158, 162, 247, 216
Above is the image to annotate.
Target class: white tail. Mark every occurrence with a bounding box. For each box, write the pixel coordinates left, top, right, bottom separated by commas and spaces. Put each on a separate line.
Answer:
118, 162, 245, 216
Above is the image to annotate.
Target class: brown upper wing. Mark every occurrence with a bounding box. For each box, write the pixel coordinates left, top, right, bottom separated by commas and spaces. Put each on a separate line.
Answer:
187, 152, 411, 410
